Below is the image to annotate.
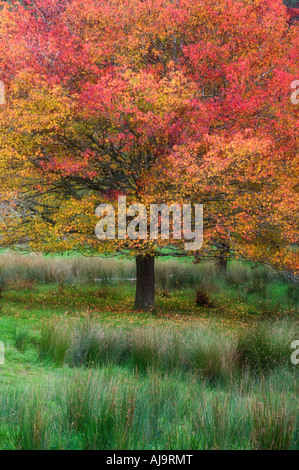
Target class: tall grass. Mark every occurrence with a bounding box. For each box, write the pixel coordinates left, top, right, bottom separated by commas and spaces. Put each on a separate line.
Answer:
0, 252, 297, 450
69, 321, 130, 367
16, 392, 52, 450
250, 397, 297, 450
237, 319, 298, 370
39, 322, 71, 365
0, 366, 297, 450
0, 252, 136, 285
183, 327, 238, 379
0, 253, 219, 289
0, 253, 297, 314
39, 319, 298, 377
156, 259, 218, 290
14, 328, 30, 353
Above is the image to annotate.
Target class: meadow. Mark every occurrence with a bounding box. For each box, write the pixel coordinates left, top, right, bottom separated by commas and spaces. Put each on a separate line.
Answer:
0, 252, 298, 450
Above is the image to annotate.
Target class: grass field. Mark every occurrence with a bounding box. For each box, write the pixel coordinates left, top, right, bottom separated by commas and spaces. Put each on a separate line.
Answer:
0, 252, 298, 450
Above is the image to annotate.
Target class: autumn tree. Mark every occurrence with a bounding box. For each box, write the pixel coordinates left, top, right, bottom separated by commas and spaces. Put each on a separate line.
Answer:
0, 0, 298, 309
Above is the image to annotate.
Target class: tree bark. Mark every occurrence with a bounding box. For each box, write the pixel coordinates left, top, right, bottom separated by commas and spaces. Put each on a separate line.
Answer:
216, 243, 229, 274
135, 255, 155, 311
216, 254, 227, 274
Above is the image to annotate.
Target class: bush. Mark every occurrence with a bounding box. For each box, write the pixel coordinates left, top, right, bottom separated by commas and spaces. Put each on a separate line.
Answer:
195, 280, 217, 307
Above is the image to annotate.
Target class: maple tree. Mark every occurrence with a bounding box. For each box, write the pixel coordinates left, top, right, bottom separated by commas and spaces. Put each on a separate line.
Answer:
0, 0, 298, 310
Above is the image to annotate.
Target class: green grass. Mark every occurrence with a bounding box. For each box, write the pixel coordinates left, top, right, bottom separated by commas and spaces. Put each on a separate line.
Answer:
0, 365, 298, 450
0, 253, 298, 450
37, 318, 298, 375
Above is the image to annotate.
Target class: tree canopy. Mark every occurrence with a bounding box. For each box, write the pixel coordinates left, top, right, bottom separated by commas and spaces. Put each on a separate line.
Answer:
0, 0, 298, 308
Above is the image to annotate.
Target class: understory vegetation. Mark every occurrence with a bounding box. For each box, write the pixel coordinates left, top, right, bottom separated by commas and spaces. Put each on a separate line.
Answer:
0, 252, 298, 450
0, 365, 298, 450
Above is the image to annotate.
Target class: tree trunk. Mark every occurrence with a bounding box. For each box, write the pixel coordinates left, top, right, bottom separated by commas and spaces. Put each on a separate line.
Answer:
135, 255, 155, 311
216, 254, 227, 274
216, 243, 229, 274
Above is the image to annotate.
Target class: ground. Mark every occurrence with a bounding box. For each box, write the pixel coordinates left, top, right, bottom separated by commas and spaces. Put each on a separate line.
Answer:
0, 253, 298, 449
